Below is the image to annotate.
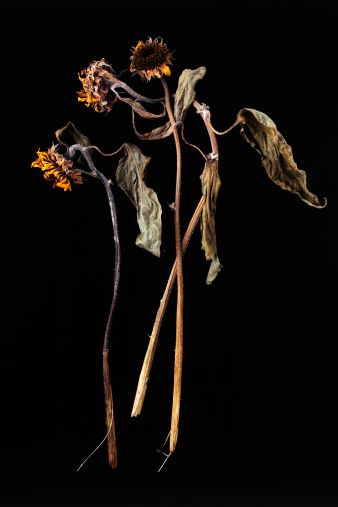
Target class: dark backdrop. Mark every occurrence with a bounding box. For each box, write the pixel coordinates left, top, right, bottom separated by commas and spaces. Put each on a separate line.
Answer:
3, 1, 338, 505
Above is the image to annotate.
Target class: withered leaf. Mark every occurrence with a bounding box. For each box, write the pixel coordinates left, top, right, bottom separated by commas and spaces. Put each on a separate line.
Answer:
174, 67, 206, 122
132, 67, 206, 141
115, 144, 162, 257
55, 122, 92, 167
132, 110, 172, 141
237, 108, 326, 208
120, 97, 166, 119
200, 159, 222, 284
55, 121, 91, 148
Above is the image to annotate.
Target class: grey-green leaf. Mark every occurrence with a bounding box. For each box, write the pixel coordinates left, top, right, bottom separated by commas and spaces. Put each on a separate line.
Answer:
200, 159, 222, 284
115, 144, 162, 257
174, 67, 207, 122
237, 108, 327, 208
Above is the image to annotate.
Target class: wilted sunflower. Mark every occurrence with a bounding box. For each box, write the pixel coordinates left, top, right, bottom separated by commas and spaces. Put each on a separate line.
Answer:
78, 59, 117, 113
31, 145, 83, 191
130, 37, 173, 81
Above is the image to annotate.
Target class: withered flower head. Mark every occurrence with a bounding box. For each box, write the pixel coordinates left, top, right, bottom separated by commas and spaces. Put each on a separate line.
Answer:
31, 145, 83, 191
130, 37, 173, 81
78, 59, 117, 113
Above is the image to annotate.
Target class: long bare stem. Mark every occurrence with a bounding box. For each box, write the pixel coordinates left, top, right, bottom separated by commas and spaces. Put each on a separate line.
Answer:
131, 101, 220, 437
71, 146, 120, 469
160, 77, 184, 454
131, 197, 205, 417
100, 177, 120, 469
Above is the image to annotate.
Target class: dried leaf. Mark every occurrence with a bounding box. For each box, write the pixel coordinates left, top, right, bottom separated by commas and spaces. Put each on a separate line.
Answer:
132, 110, 173, 141
115, 144, 162, 257
55, 122, 92, 167
55, 121, 91, 148
174, 67, 206, 121
200, 160, 222, 284
238, 108, 326, 208
206, 256, 222, 285
132, 67, 206, 141
120, 97, 166, 119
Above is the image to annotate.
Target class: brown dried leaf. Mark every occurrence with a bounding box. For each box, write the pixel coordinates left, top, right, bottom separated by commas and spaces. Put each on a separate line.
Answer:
174, 67, 207, 121
55, 121, 91, 148
55, 122, 92, 167
238, 108, 326, 208
200, 159, 222, 284
132, 110, 172, 141
120, 97, 166, 119
115, 144, 162, 257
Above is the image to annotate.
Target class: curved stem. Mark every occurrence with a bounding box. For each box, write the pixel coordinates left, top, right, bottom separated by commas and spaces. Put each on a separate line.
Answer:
193, 101, 219, 155
111, 78, 164, 104
161, 77, 184, 454
93, 174, 120, 469
70, 146, 120, 469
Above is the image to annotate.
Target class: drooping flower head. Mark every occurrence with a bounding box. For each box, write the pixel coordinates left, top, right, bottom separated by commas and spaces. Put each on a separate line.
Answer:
78, 59, 117, 113
31, 145, 83, 191
130, 37, 173, 81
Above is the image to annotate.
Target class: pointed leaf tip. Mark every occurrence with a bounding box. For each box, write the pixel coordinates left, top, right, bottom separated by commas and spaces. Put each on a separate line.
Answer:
238, 108, 326, 208
200, 159, 222, 283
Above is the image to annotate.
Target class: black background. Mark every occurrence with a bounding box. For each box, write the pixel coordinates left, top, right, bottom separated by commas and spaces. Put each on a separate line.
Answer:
3, 1, 338, 505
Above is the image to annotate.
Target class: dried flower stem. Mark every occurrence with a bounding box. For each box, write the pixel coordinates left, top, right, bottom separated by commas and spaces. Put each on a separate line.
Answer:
70, 146, 120, 469
131, 196, 205, 417
161, 77, 184, 454
131, 100, 220, 439
100, 177, 120, 469
111, 77, 165, 104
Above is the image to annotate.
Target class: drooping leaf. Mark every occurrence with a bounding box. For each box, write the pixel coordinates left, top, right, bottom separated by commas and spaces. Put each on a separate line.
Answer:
174, 67, 207, 121
115, 144, 162, 257
131, 67, 206, 141
55, 121, 91, 148
237, 108, 326, 208
200, 159, 222, 284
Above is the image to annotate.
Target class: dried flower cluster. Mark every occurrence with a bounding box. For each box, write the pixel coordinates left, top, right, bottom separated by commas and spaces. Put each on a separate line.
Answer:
78, 59, 117, 112
32, 145, 83, 191
130, 37, 173, 80
32, 37, 326, 472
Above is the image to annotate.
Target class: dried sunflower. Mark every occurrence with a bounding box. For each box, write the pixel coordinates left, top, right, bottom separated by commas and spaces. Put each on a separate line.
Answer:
78, 59, 117, 113
130, 37, 173, 81
32, 145, 83, 191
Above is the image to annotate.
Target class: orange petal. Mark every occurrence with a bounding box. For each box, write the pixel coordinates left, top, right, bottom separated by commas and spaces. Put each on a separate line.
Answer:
134, 40, 144, 50
162, 64, 171, 77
